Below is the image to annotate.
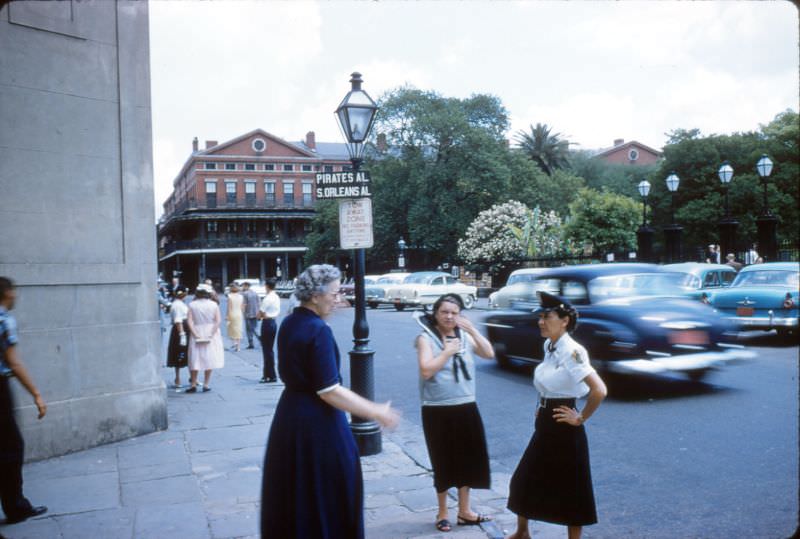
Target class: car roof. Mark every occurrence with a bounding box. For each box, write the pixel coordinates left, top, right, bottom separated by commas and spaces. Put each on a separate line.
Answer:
740, 262, 799, 273
407, 271, 451, 278
532, 263, 661, 281
663, 262, 736, 275
509, 267, 549, 276
379, 272, 410, 279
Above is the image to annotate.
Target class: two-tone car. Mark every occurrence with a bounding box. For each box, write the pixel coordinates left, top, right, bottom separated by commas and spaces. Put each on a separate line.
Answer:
384, 271, 477, 311
365, 272, 410, 309
483, 263, 754, 381
710, 262, 799, 336
662, 262, 737, 303
488, 268, 551, 309
340, 275, 381, 306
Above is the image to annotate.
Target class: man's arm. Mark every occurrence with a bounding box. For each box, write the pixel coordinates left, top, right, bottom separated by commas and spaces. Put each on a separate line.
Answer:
4, 346, 46, 419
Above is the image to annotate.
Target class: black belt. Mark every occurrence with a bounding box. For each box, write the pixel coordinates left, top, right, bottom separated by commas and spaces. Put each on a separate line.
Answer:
538, 397, 576, 409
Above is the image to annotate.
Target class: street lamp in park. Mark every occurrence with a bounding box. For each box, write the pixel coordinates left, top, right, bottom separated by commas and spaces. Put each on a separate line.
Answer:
755, 154, 778, 261
397, 237, 407, 269
335, 72, 382, 455
636, 180, 653, 262
663, 171, 683, 263
717, 161, 738, 261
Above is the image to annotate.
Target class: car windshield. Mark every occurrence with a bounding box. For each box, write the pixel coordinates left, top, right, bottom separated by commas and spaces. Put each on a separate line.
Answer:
588, 272, 686, 301
404, 274, 436, 284
732, 270, 799, 287
507, 273, 541, 285
377, 276, 402, 284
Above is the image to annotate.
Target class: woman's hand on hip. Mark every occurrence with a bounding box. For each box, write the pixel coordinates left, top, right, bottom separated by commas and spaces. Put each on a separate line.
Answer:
553, 405, 584, 426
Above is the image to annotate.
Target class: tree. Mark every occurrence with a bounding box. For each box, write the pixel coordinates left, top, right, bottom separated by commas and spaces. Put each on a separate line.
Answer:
564, 188, 640, 254
514, 123, 572, 176
457, 200, 564, 265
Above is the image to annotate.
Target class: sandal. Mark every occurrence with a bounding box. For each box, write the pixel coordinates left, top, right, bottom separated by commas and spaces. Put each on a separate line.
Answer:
457, 513, 492, 526
435, 519, 451, 532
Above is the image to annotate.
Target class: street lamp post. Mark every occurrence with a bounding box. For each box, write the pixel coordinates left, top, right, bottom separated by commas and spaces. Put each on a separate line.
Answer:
636, 180, 654, 262
717, 161, 738, 261
663, 171, 683, 263
755, 154, 778, 261
335, 72, 382, 455
397, 237, 407, 269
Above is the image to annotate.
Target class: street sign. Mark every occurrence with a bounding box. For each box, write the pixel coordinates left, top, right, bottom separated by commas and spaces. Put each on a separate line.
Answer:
339, 198, 374, 249
316, 171, 372, 199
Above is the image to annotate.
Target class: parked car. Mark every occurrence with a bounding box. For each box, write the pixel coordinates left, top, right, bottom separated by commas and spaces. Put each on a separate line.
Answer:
384, 271, 478, 311
226, 278, 267, 300
488, 268, 552, 309
341, 275, 381, 306
483, 263, 753, 381
365, 272, 410, 309
709, 262, 799, 336
661, 263, 737, 302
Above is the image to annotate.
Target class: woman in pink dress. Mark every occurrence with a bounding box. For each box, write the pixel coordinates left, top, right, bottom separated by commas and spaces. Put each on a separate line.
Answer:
186, 283, 225, 393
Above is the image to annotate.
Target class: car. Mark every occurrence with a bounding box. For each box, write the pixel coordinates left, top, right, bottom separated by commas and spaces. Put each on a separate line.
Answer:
226, 278, 267, 300
661, 263, 737, 302
488, 268, 552, 309
709, 262, 799, 336
483, 263, 754, 381
383, 271, 478, 311
341, 275, 381, 306
365, 272, 410, 309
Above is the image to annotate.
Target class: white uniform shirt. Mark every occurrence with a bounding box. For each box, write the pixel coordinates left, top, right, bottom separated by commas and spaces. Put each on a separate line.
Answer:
533, 333, 595, 399
170, 299, 188, 324
259, 291, 281, 319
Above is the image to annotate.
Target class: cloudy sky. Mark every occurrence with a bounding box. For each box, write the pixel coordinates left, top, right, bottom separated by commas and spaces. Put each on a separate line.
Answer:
148, 1, 798, 213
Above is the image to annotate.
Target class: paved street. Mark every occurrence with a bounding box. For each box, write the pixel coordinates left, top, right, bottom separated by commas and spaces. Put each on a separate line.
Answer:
1, 298, 797, 539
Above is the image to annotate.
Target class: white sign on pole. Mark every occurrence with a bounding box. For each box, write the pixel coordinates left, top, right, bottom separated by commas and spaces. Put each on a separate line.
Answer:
339, 198, 374, 249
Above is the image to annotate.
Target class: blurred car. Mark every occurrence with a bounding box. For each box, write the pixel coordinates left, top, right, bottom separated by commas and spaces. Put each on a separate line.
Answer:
340, 275, 381, 306
709, 262, 799, 336
488, 268, 552, 309
484, 263, 754, 381
365, 272, 410, 309
384, 271, 478, 311
661, 263, 737, 302
226, 278, 267, 300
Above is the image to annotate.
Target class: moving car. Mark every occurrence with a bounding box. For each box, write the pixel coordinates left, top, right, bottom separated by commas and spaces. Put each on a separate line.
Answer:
384, 271, 477, 311
710, 262, 799, 336
488, 268, 551, 309
484, 263, 753, 380
365, 272, 410, 309
662, 263, 737, 302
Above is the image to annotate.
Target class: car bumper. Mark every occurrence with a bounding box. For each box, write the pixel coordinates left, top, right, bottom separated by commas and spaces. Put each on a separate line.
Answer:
723, 315, 798, 330
605, 345, 756, 375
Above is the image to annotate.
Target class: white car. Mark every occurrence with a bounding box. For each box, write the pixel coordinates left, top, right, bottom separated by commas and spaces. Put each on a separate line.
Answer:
227, 278, 267, 300
365, 272, 410, 309
488, 267, 552, 309
384, 271, 477, 311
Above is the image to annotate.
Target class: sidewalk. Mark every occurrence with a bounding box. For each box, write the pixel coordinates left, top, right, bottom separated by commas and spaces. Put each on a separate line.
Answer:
1, 345, 564, 539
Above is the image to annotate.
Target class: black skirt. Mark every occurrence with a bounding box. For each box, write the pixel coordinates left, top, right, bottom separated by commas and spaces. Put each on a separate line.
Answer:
507, 402, 597, 526
421, 402, 491, 492
166, 323, 188, 368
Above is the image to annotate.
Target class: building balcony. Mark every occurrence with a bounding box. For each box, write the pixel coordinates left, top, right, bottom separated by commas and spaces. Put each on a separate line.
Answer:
162, 197, 316, 223
160, 237, 307, 258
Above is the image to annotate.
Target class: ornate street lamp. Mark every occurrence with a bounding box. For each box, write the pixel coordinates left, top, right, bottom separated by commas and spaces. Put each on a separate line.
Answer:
717, 161, 738, 261
335, 72, 381, 455
636, 180, 653, 262
397, 237, 407, 269
663, 171, 683, 262
755, 154, 777, 261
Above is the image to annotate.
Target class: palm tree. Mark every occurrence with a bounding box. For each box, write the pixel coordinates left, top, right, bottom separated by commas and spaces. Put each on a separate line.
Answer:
514, 123, 572, 176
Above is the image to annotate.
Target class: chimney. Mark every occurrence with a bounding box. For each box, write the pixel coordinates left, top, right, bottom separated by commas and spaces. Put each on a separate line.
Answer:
613, 138, 624, 147
205, 140, 218, 149
192, 137, 198, 152
376, 133, 387, 152
305, 131, 316, 150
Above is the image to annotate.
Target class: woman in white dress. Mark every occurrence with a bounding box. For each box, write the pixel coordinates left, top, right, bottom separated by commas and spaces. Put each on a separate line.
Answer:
226, 283, 244, 351
186, 283, 225, 393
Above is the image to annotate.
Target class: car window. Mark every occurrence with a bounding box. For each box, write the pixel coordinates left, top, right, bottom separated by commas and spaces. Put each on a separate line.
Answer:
444, 276, 457, 285
721, 272, 735, 286
507, 273, 539, 285
704, 272, 720, 287
431, 276, 444, 285
562, 280, 588, 304
733, 270, 799, 287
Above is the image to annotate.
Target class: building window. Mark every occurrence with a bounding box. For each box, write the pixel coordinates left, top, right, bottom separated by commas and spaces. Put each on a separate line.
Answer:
245, 221, 257, 237
302, 164, 312, 172
226, 221, 237, 234
245, 181, 256, 206
323, 165, 333, 173
206, 221, 218, 236
225, 163, 236, 170
304, 222, 312, 232
245, 163, 255, 171
628, 149, 639, 161
205, 181, 217, 208
264, 181, 276, 205
205, 162, 216, 170
252, 138, 266, 152
283, 182, 294, 205
225, 182, 237, 205
283, 164, 293, 172
264, 164, 275, 171
302, 182, 312, 207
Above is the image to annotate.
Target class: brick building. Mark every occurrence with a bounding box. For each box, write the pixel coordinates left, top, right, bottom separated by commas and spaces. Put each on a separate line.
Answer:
158, 129, 350, 288
594, 138, 662, 165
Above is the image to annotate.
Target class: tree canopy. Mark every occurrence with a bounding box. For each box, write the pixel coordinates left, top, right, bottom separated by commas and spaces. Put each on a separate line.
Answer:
514, 123, 572, 176
564, 188, 640, 255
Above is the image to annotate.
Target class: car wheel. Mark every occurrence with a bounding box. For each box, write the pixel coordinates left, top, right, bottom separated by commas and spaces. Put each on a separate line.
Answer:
394, 304, 406, 311
462, 294, 475, 310
368, 302, 379, 309
686, 369, 707, 382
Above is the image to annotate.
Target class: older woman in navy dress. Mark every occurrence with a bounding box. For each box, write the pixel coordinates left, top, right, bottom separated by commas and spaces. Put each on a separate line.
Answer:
260, 265, 399, 539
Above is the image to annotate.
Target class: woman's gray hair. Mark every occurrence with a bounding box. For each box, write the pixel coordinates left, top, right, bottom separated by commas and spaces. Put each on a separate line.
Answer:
294, 264, 341, 303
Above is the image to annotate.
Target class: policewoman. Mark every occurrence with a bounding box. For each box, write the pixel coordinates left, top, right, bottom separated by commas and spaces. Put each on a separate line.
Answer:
507, 292, 607, 539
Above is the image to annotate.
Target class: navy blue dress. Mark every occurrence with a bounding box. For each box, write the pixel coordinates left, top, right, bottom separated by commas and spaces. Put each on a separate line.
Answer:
261, 307, 364, 539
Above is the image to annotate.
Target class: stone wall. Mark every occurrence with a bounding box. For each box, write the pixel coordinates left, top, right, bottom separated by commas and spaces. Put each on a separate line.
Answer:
0, 0, 167, 460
